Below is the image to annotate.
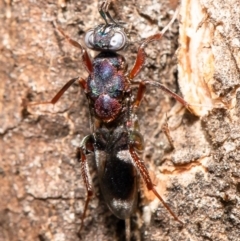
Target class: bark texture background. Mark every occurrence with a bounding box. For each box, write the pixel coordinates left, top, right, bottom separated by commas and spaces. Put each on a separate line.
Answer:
0, 0, 240, 241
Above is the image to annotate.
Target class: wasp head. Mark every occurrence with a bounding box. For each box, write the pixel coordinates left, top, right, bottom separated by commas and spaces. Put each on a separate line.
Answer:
84, 24, 128, 52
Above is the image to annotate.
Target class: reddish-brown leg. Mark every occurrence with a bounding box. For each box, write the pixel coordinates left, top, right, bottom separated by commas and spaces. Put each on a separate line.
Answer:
133, 81, 146, 108
76, 135, 95, 236
57, 27, 93, 73
129, 144, 183, 225
28, 27, 91, 107
145, 80, 191, 109
128, 33, 170, 80
128, 8, 192, 111
28, 77, 86, 106
128, 9, 179, 80
132, 79, 192, 112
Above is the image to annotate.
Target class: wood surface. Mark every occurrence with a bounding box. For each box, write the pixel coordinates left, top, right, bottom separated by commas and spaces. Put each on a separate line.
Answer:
0, 0, 239, 240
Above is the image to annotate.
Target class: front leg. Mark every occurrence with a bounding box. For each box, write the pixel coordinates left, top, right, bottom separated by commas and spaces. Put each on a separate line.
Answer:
128, 8, 192, 111
128, 9, 179, 80
56, 26, 93, 73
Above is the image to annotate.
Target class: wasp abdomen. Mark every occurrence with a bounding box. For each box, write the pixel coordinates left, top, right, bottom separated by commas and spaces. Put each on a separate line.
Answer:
101, 152, 138, 219
94, 128, 138, 219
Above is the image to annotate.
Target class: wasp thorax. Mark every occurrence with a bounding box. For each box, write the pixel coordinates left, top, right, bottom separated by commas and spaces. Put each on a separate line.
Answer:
86, 52, 127, 122
94, 94, 121, 122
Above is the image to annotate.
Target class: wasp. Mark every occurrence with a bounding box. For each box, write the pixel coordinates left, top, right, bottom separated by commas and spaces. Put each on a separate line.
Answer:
29, 1, 190, 238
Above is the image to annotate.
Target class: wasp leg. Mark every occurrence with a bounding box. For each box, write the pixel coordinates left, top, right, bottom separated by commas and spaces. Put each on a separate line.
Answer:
28, 26, 91, 107
131, 78, 192, 112
133, 81, 146, 109
127, 8, 192, 111
56, 26, 93, 73
27, 77, 86, 106
145, 80, 191, 110
125, 218, 130, 241
162, 117, 175, 150
129, 143, 183, 225
77, 135, 95, 236
128, 9, 179, 79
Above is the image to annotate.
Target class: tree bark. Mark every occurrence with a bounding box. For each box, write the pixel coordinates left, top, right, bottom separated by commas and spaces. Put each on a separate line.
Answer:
0, 0, 239, 241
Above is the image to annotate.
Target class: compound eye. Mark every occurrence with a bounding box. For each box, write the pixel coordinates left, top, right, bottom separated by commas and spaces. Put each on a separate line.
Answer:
84, 29, 94, 49
109, 31, 126, 51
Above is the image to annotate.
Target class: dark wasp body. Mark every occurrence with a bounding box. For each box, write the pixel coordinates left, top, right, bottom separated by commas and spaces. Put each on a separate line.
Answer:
30, 1, 191, 237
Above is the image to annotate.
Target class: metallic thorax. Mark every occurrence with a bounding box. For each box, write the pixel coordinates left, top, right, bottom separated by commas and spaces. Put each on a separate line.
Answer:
86, 52, 128, 123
